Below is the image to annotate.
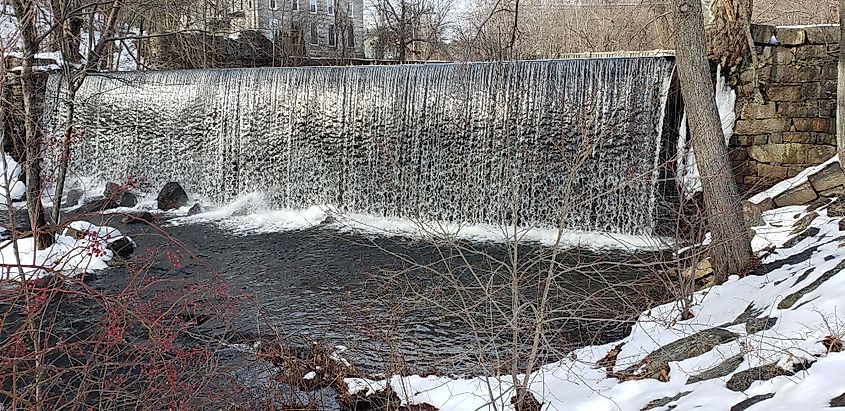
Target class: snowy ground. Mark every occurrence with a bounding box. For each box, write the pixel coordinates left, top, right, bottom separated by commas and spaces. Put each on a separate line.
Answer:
344, 182, 845, 410
0, 220, 131, 281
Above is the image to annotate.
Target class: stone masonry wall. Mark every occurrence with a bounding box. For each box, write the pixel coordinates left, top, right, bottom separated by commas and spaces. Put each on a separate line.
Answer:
732, 24, 840, 195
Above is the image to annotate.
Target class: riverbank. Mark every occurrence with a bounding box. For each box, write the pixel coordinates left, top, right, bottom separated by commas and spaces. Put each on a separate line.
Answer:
341, 164, 845, 410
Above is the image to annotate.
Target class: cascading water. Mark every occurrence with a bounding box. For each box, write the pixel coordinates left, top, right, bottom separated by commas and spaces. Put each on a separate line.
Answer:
42, 57, 676, 236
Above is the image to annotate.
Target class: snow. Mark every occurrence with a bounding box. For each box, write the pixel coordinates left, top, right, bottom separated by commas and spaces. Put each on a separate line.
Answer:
344, 200, 845, 410
676, 65, 736, 199
0, 221, 130, 281
0, 154, 26, 203
749, 157, 838, 204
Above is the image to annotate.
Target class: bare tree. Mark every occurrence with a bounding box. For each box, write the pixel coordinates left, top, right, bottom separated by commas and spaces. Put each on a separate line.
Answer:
10, 0, 54, 249
368, 0, 453, 62
674, 0, 753, 280
838, 0, 845, 160
51, 0, 124, 225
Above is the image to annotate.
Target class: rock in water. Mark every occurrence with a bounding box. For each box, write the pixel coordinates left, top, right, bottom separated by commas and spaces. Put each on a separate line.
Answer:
108, 237, 135, 259
188, 203, 202, 216
103, 182, 138, 207
62, 189, 84, 207
157, 182, 188, 211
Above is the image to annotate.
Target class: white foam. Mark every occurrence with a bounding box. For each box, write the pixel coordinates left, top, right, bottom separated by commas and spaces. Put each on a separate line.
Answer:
170, 193, 672, 251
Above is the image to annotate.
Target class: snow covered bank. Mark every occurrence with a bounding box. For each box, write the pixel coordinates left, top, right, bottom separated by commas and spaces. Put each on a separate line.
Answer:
344, 195, 845, 409
0, 153, 25, 203
0, 221, 132, 281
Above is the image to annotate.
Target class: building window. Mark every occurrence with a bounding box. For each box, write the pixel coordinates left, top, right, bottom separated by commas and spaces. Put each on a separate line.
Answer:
291, 0, 298, 11
327, 23, 336, 47
346, 25, 354, 47
347, 1, 353, 17
327, 0, 334, 15
310, 22, 319, 44
309, 0, 316, 13
270, 0, 278, 9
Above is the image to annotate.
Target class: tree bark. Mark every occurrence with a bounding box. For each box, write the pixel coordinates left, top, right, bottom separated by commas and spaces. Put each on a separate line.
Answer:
674, 0, 753, 280
705, 0, 753, 70
12, 0, 55, 250
838, 0, 845, 161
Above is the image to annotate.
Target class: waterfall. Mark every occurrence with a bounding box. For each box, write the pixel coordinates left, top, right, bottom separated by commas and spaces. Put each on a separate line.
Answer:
42, 57, 677, 236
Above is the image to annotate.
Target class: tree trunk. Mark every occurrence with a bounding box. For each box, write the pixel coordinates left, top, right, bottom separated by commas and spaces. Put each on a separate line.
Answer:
705, 0, 753, 70
838, 0, 845, 161
12, 0, 55, 250
674, 0, 753, 280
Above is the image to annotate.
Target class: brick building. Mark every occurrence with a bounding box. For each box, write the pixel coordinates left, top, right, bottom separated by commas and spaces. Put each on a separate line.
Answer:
186, 0, 365, 60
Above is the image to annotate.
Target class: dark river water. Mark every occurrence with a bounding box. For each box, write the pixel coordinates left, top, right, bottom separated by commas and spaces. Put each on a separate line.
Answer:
87, 214, 669, 376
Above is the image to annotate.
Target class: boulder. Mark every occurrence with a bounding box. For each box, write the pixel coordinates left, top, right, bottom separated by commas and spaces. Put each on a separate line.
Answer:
103, 182, 138, 208
121, 212, 154, 225
76, 198, 120, 215
809, 162, 845, 193
188, 203, 202, 216
62, 189, 84, 207
831, 392, 845, 407
108, 237, 135, 259
773, 181, 818, 207
726, 364, 793, 391
157, 182, 188, 211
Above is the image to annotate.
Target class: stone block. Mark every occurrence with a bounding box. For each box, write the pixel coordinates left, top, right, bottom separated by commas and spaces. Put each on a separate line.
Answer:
731, 135, 755, 146
793, 118, 831, 132
778, 101, 817, 118
808, 161, 845, 193
822, 64, 838, 81
815, 133, 837, 145
819, 81, 838, 99
740, 102, 777, 119
795, 44, 833, 60
800, 82, 822, 99
773, 66, 799, 84
735, 119, 789, 135
773, 48, 795, 65
820, 185, 845, 198
757, 163, 789, 179
775, 27, 807, 45
768, 85, 801, 101
769, 134, 784, 144
748, 143, 813, 163
820, 99, 838, 110
807, 145, 837, 163
782, 132, 815, 144
797, 66, 823, 82
804, 25, 840, 45
774, 181, 818, 207
788, 166, 807, 177
751, 24, 777, 45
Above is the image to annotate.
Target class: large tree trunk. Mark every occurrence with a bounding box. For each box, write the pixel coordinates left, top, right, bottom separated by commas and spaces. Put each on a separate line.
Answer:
705, 0, 753, 70
674, 0, 753, 280
12, 0, 55, 250
838, 0, 845, 161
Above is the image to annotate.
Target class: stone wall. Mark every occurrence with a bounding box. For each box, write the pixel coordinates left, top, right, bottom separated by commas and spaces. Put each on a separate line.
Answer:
731, 24, 840, 195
